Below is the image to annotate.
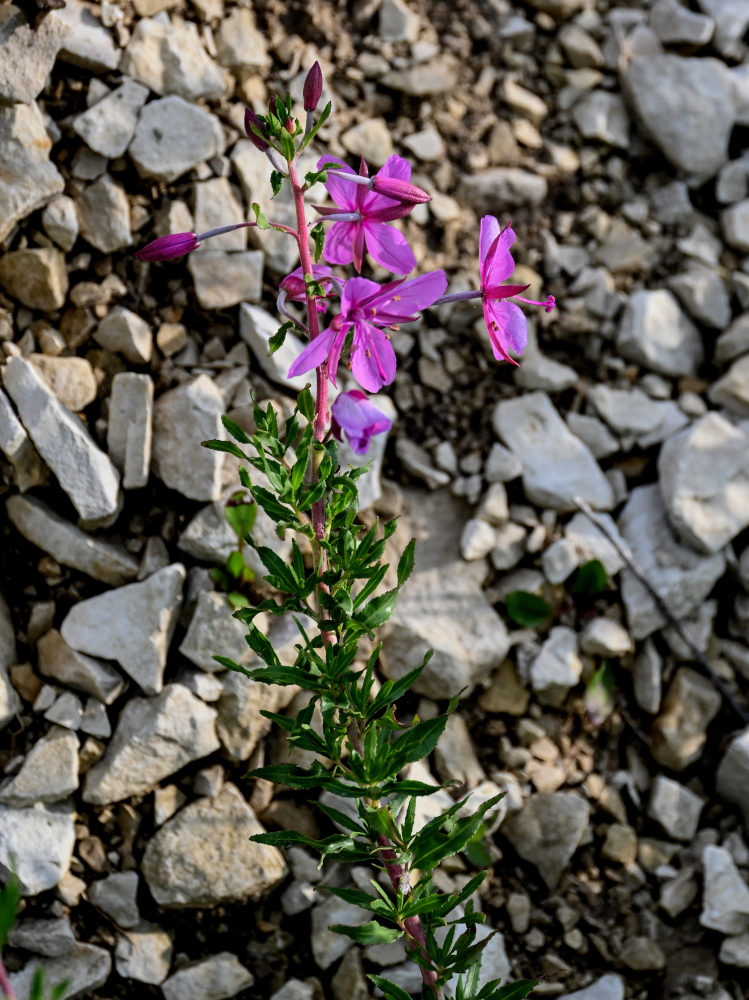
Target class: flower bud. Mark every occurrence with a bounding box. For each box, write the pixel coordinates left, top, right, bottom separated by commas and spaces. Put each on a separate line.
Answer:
244, 108, 269, 151
303, 61, 323, 112
370, 176, 431, 205
135, 232, 199, 261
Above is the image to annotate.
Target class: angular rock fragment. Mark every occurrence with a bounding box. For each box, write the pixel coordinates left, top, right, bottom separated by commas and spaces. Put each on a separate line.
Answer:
141, 783, 286, 907
188, 250, 264, 310
8, 943, 111, 999
650, 667, 721, 770
56, 0, 120, 70
501, 792, 590, 888
0, 7, 69, 104
708, 354, 749, 415
95, 307, 152, 365
76, 174, 132, 254
647, 774, 705, 840
114, 922, 173, 984
27, 355, 97, 412
179, 590, 251, 673
3, 358, 120, 524
617, 289, 703, 377
73, 80, 149, 158
152, 375, 224, 501
0, 248, 68, 311
0, 799, 75, 895
37, 629, 125, 704
0, 388, 46, 492
700, 844, 749, 934
88, 870, 140, 928
107, 372, 154, 489
0, 102, 64, 244
121, 17, 227, 100
717, 726, 749, 832
0, 727, 78, 806
129, 96, 224, 183
83, 683, 219, 804
161, 952, 254, 1000
7, 496, 137, 586
61, 564, 185, 694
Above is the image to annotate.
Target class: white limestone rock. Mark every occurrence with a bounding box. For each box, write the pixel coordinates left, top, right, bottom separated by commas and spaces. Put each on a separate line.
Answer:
6, 495, 137, 586
0, 6, 70, 104
188, 250, 264, 310
717, 726, 749, 832
0, 800, 75, 895
55, 0, 119, 70
493, 391, 613, 512
107, 372, 154, 489
0, 102, 64, 244
95, 307, 152, 364
83, 683, 219, 805
617, 289, 704, 377
179, 590, 251, 673
647, 774, 705, 840
2, 358, 120, 524
152, 375, 224, 501
161, 952, 254, 1000
528, 626, 583, 706
114, 922, 173, 985
88, 870, 140, 928
0, 247, 68, 311
501, 792, 590, 888
0, 727, 78, 806
129, 96, 224, 183
73, 80, 149, 158
121, 17, 227, 100
8, 943, 111, 999
61, 564, 185, 695
193, 177, 247, 252
700, 844, 749, 934
141, 783, 286, 907
37, 629, 125, 705
0, 387, 46, 493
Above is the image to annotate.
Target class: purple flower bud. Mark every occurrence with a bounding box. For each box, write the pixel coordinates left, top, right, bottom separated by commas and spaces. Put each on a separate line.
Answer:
135, 232, 199, 262
244, 108, 269, 151
331, 390, 392, 455
370, 176, 431, 206
303, 61, 323, 112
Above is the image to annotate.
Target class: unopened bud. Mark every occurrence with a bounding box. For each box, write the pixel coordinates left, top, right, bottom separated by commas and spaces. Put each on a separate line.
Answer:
244, 108, 269, 151
370, 176, 431, 205
135, 232, 199, 261
303, 61, 323, 112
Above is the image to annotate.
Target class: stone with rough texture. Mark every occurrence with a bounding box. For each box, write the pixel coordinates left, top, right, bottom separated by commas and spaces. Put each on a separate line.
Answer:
0, 7, 69, 104
659, 412, 749, 554
312, 896, 369, 970
648, 774, 705, 840
180, 590, 251, 673
650, 667, 721, 770
668, 269, 732, 329
619, 485, 726, 639
189, 251, 264, 310
56, 0, 119, 70
215, 6, 269, 74
0, 727, 78, 806
95, 307, 152, 364
0, 387, 46, 493
161, 952, 254, 1000
83, 683, 219, 805
3, 358, 120, 524
73, 80, 149, 158
709, 354, 749, 415
7, 495, 137, 587
0, 247, 68, 311
141, 783, 286, 907
502, 792, 590, 888
9, 943, 111, 999
88, 871, 140, 928
152, 375, 224, 501
622, 55, 735, 177
27, 355, 97, 412
0, 799, 75, 895
698, 0, 749, 57
528, 626, 583, 706
652, 0, 715, 46
493, 392, 613, 511
107, 372, 153, 489
121, 17, 227, 100
558, 976, 624, 1000
617, 289, 703, 376
239, 303, 307, 390
129, 96, 224, 183
722, 199, 749, 253
193, 178, 247, 252
717, 726, 749, 832
720, 932, 749, 968
0, 102, 64, 244
463, 167, 547, 209
8, 917, 75, 958
572, 91, 629, 148
580, 618, 633, 657
115, 922, 173, 984
382, 60, 458, 96
42, 195, 79, 252
61, 564, 185, 695
76, 174, 132, 254
700, 844, 749, 934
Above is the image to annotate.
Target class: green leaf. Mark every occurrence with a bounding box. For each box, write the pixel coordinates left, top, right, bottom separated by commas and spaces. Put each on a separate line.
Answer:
367, 976, 414, 1000
481, 980, 539, 1000
316, 801, 367, 835
251, 486, 300, 526
0, 869, 20, 949
356, 589, 398, 631
270, 169, 285, 196
389, 715, 448, 771
585, 661, 616, 726
269, 321, 293, 354
225, 498, 257, 542
572, 558, 609, 596
226, 550, 245, 579
297, 386, 315, 422
201, 439, 248, 459
505, 591, 551, 628
221, 414, 252, 443
310, 222, 326, 262
330, 921, 403, 945
252, 202, 269, 229
396, 539, 416, 588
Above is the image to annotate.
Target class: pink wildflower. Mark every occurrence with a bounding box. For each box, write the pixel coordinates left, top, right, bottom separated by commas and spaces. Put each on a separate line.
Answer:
135, 232, 200, 261
331, 390, 392, 454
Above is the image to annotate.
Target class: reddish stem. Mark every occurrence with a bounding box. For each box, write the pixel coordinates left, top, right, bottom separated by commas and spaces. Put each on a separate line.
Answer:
288, 156, 332, 643
0, 955, 17, 1000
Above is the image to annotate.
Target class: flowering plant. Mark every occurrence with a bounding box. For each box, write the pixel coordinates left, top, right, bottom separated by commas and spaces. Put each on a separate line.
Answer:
134, 64, 554, 1000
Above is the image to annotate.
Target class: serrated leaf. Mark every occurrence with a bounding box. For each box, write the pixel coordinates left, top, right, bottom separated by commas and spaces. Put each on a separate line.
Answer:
330, 921, 403, 945
504, 591, 551, 628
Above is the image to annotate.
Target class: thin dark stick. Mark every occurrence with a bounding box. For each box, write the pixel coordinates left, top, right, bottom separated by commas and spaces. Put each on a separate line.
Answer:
573, 496, 749, 726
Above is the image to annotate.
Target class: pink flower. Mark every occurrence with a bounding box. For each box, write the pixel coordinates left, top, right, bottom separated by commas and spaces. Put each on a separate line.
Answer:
288, 270, 447, 393
317, 154, 419, 275
303, 61, 323, 112
135, 232, 199, 261
479, 215, 554, 365
331, 390, 392, 454
279, 265, 335, 313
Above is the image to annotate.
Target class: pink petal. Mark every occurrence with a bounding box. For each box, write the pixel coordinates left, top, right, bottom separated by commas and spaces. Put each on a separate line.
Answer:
287, 327, 335, 378
351, 323, 397, 392
317, 155, 358, 210
341, 277, 381, 314
363, 220, 417, 275
370, 270, 447, 325
322, 221, 357, 266
326, 324, 351, 387
479, 215, 516, 287
483, 299, 527, 363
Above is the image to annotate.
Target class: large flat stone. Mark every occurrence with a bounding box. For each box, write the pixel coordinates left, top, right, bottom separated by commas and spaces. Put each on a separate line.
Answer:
129, 96, 224, 183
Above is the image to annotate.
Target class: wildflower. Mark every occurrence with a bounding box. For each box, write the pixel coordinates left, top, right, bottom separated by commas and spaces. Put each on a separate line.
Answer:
316, 154, 420, 275
134, 232, 200, 261
331, 389, 392, 454
479, 215, 555, 364
288, 270, 446, 393
279, 265, 336, 315
303, 61, 323, 113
